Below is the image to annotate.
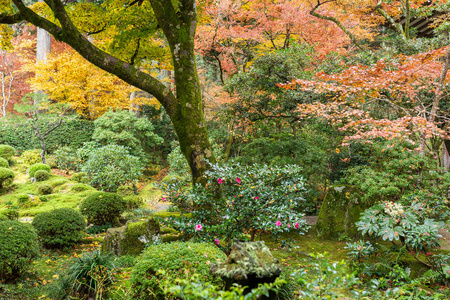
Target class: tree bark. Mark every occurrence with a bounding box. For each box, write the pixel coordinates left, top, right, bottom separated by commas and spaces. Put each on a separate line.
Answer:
2, 0, 215, 183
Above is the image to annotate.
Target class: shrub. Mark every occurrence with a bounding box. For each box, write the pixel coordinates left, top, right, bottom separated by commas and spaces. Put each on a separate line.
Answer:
0, 167, 14, 189
130, 241, 226, 299
32, 208, 86, 248
124, 195, 144, 210
80, 192, 126, 225
0, 214, 7, 221
38, 184, 53, 195
29, 163, 51, 178
162, 163, 309, 251
80, 144, 143, 192
0, 220, 39, 282
72, 172, 88, 183
21, 149, 41, 165
0, 157, 9, 168
53, 250, 115, 299
35, 170, 50, 181
70, 183, 93, 192
0, 145, 15, 160
55, 146, 77, 172
17, 194, 29, 204
3, 207, 19, 220
117, 185, 135, 197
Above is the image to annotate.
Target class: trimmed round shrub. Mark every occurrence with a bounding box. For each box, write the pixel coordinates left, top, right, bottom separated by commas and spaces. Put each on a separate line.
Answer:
21, 149, 41, 165
117, 185, 135, 197
38, 184, 53, 195
130, 241, 226, 299
3, 208, 19, 220
80, 144, 143, 192
17, 194, 29, 204
29, 163, 51, 178
35, 170, 51, 182
124, 195, 144, 209
0, 220, 39, 282
72, 172, 88, 183
70, 183, 94, 192
80, 192, 126, 225
0, 145, 15, 160
0, 167, 14, 189
0, 157, 9, 168
32, 208, 86, 248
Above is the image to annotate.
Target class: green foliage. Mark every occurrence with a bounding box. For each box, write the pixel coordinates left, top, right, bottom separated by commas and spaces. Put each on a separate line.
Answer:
343, 140, 450, 201
165, 275, 287, 300
54, 146, 77, 172
71, 172, 89, 183
0, 220, 39, 282
38, 184, 53, 195
29, 163, 51, 178
123, 195, 144, 210
0, 167, 14, 189
117, 184, 136, 197
80, 144, 143, 192
0, 157, 9, 168
356, 201, 443, 252
34, 170, 50, 182
32, 208, 86, 249
130, 241, 226, 300
70, 183, 94, 192
0, 118, 94, 153
16, 194, 29, 204
0, 144, 15, 160
20, 149, 41, 165
54, 250, 115, 299
162, 163, 309, 251
92, 109, 163, 160
80, 192, 126, 225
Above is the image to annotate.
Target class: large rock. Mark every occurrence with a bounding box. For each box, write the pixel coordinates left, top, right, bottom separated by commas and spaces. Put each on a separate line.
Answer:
315, 185, 374, 239
210, 241, 281, 299
102, 218, 160, 256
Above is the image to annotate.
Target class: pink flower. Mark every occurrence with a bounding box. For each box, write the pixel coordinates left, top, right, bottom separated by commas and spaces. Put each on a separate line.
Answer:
287, 224, 291, 228
275, 221, 281, 227
217, 178, 223, 184
236, 177, 241, 184
195, 224, 203, 231
162, 197, 167, 202
294, 222, 299, 229
254, 197, 259, 200
214, 238, 220, 245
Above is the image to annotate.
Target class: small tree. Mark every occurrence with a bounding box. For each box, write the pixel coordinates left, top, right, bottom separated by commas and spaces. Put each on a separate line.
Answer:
15, 93, 69, 163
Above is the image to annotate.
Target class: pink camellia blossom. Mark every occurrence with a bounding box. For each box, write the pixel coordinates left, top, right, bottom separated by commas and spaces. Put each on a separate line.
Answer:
217, 178, 223, 184
162, 197, 167, 202
195, 224, 203, 231
294, 222, 299, 229
275, 221, 281, 227
236, 177, 241, 184
254, 197, 259, 200
287, 224, 291, 228
214, 238, 220, 245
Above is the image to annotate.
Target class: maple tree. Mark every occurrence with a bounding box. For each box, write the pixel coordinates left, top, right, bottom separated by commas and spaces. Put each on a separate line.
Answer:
0, 0, 215, 183
25, 49, 157, 120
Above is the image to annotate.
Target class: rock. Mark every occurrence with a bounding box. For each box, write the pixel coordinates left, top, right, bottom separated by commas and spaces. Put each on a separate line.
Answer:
210, 241, 281, 299
102, 218, 160, 256
315, 185, 374, 239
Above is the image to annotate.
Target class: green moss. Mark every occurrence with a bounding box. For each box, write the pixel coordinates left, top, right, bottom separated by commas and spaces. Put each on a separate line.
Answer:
70, 183, 94, 192
153, 211, 191, 219
315, 185, 374, 240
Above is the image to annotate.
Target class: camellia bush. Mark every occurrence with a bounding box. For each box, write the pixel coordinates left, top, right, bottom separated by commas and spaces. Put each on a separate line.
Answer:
161, 163, 310, 251
81, 144, 143, 192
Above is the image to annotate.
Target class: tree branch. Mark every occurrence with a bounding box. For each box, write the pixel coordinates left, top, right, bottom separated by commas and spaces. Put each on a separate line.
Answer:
375, 0, 406, 40
0, 13, 24, 24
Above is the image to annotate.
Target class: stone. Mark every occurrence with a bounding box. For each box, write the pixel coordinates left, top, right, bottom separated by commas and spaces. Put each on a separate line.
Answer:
102, 218, 160, 256
210, 241, 281, 299
315, 185, 374, 239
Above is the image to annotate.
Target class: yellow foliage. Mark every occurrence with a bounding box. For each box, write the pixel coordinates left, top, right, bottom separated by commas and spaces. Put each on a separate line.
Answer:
26, 50, 156, 119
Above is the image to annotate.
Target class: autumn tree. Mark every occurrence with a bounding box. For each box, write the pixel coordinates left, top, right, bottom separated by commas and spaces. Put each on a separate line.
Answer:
25, 50, 157, 119
0, 0, 214, 183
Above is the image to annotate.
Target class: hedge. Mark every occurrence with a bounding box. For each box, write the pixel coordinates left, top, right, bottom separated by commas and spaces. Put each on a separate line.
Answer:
0, 119, 94, 153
